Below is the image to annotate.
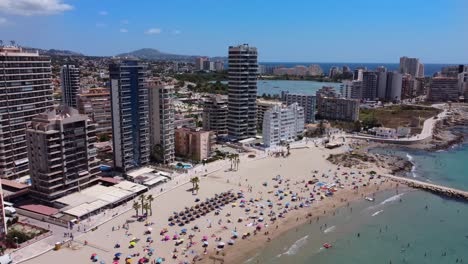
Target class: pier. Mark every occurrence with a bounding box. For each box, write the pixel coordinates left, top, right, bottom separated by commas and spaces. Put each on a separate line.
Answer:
383, 175, 468, 200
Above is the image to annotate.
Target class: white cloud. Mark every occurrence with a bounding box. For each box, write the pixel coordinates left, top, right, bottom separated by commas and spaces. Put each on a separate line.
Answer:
121, 19, 129, 25
172, 30, 181, 35
0, 0, 73, 16
99, 11, 108, 16
0, 17, 7, 26
120, 28, 128, 33
145, 28, 161, 35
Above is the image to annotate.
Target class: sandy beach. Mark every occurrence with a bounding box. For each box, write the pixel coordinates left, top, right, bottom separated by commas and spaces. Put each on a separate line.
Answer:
23, 138, 399, 264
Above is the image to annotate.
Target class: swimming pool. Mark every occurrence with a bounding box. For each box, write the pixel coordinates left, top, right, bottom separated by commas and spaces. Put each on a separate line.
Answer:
175, 164, 193, 169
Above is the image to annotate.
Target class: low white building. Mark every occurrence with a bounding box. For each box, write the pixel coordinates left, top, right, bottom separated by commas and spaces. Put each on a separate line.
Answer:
370, 127, 397, 138
263, 103, 305, 147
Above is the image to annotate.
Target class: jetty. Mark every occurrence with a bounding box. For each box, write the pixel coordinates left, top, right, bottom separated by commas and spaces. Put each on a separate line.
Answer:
383, 174, 468, 200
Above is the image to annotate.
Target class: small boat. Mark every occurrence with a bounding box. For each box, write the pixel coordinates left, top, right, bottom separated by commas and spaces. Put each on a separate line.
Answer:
365, 197, 374, 202
323, 243, 332, 249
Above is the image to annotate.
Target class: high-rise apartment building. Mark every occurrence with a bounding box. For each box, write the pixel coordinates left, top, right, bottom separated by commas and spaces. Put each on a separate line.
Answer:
428, 77, 459, 102
341, 80, 362, 100
0, 46, 54, 179
263, 103, 305, 147
203, 94, 228, 137
385, 72, 403, 102
195, 57, 208, 71
76, 87, 112, 136
281, 91, 316, 123
317, 97, 360, 122
377, 71, 388, 99
361, 71, 378, 100
256, 99, 283, 131
148, 82, 175, 165
26, 107, 100, 201
401, 74, 416, 99
328, 66, 339, 78
399, 56, 423, 77
110, 60, 150, 172
227, 44, 258, 140
214, 61, 225, 72
60, 64, 80, 108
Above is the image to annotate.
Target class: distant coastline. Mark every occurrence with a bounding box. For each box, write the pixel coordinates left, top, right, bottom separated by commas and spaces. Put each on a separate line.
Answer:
260, 62, 454, 77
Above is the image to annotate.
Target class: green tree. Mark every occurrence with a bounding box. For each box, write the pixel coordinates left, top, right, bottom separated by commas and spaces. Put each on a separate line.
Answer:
147, 195, 154, 216
190, 177, 200, 195
139, 194, 146, 215
151, 144, 164, 163
132, 201, 140, 216
98, 134, 110, 142
142, 203, 150, 216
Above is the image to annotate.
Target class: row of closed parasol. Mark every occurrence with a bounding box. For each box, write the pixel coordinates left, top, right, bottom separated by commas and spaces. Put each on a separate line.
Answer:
167, 192, 239, 226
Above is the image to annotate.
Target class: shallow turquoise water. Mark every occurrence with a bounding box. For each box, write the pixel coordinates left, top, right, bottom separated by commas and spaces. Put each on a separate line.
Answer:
248, 141, 468, 264
257, 80, 341, 96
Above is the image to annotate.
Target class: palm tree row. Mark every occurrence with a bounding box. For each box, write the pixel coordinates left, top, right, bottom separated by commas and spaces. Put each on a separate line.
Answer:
132, 194, 155, 217
228, 153, 240, 171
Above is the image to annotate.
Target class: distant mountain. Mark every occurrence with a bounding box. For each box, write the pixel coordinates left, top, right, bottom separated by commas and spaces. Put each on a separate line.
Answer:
23, 47, 84, 57
116, 48, 226, 62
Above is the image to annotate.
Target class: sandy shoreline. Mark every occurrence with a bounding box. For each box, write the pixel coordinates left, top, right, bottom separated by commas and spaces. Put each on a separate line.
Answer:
203, 181, 397, 264
23, 137, 402, 264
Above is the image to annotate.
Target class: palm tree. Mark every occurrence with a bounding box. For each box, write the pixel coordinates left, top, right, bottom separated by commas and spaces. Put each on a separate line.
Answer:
132, 201, 140, 217
147, 195, 154, 216
235, 154, 240, 170
190, 177, 200, 194
143, 203, 150, 216
228, 154, 234, 171
140, 194, 146, 215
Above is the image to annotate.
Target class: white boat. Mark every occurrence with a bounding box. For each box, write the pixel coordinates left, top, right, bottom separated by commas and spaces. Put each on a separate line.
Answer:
365, 197, 374, 202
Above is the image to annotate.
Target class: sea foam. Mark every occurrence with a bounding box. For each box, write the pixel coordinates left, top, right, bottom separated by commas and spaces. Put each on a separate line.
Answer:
372, 210, 384, 216
380, 193, 404, 206
323, 225, 336, 233
276, 235, 309, 257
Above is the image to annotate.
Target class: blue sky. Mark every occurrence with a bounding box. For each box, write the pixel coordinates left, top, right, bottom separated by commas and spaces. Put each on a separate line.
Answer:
0, 0, 467, 63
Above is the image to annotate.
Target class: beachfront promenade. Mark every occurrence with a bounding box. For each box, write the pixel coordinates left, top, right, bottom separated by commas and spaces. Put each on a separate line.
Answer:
12, 150, 267, 264
349, 105, 448, 144
382, 174, 468, 200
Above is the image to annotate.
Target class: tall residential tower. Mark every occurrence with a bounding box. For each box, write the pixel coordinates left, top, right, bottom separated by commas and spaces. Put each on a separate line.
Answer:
60, 64, 80, 108
148, 82, 175, 165
26, 107, 100, 201
227, 44, 258, 140
110, 60, 150, 172
0, 46, 53, 179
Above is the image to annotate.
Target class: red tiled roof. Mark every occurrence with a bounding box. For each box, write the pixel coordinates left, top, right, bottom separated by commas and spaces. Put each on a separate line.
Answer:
20, 204, 59, 216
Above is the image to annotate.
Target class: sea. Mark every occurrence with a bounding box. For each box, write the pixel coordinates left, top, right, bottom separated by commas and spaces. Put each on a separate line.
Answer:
245, 128, 468, 264
257, 80, 340, 96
